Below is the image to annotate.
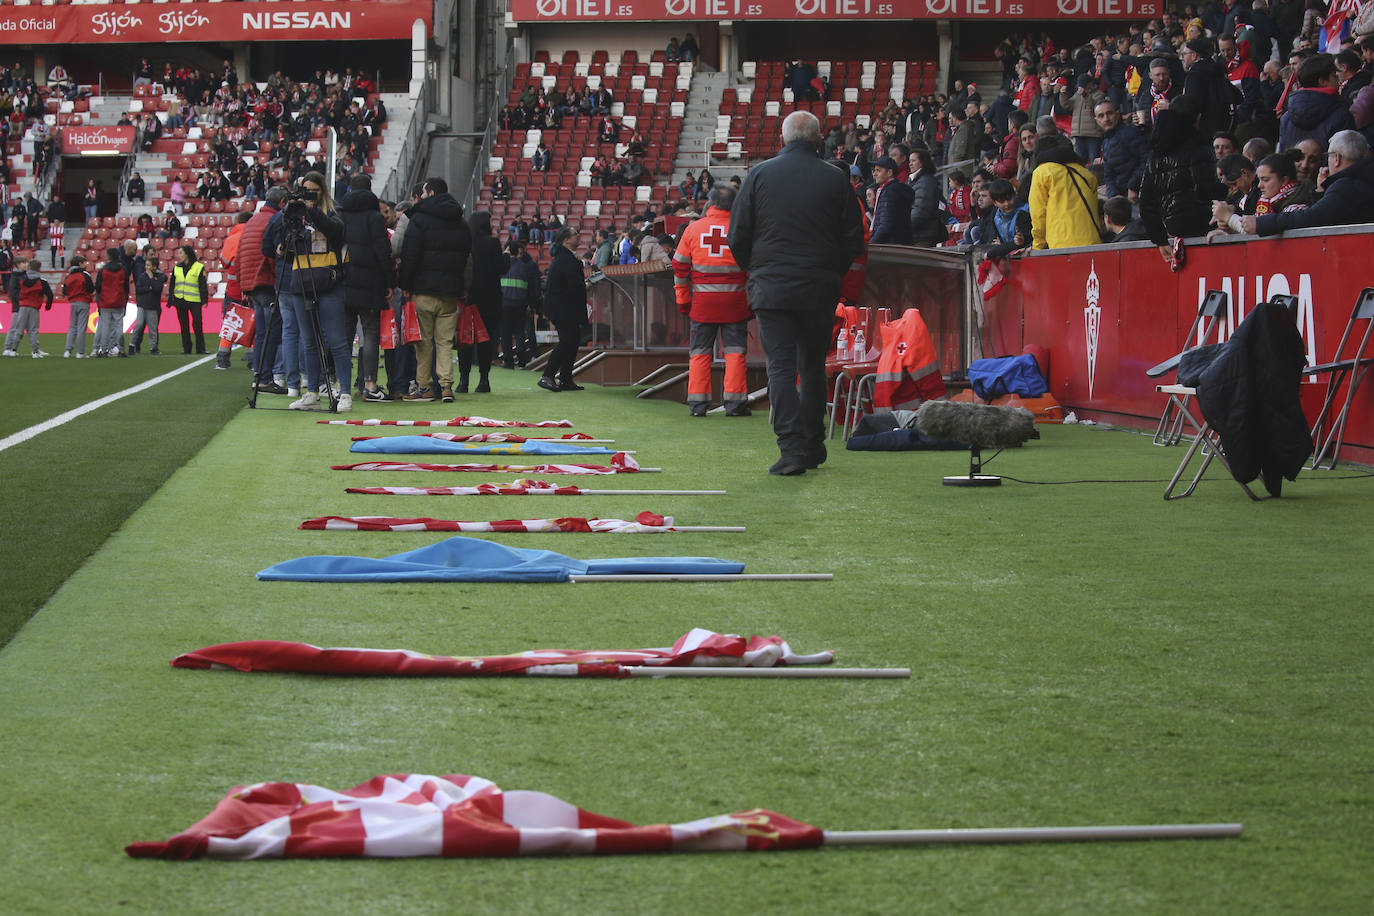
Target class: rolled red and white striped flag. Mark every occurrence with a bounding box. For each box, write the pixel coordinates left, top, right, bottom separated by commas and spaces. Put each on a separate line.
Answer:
318, 416, 574, 428
299, 512, 681, 533
333, 453, 647, 475
126, 773, 823, 859
170, 629, 834, 676
346, 478, 585, 496
350, 433, 601, 443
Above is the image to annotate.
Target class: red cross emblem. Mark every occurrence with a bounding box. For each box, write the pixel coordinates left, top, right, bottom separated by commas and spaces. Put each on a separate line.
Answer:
896, 341, 908, 356
701, 223, 730, 258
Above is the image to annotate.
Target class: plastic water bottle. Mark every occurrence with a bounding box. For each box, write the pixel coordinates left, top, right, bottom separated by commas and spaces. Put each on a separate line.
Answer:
835, 325, 849, 361
851, 328, 866, 361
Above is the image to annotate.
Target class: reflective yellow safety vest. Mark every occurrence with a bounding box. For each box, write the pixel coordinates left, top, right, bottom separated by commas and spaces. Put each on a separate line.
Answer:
173, 261, 205, 304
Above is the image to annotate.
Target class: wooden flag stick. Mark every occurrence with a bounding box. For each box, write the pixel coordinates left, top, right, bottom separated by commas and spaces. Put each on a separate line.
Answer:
568, 573, 833, 582
622, 666, 910, 678
821, 823, 1243, 847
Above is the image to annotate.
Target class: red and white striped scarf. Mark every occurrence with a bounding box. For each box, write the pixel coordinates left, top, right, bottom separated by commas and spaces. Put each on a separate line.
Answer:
299, 512, 674, 533
319, 416, 574, 428
1255, 180, 1297, 216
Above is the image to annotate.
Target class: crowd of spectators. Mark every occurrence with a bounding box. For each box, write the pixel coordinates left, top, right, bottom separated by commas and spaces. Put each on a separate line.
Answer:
826, 1, 1374, 258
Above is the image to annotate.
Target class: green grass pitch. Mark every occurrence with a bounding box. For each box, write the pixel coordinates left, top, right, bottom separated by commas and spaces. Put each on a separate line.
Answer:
1, 337, 1371, 913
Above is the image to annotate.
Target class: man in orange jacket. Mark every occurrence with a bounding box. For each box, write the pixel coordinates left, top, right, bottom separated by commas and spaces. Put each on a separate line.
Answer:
672, 183, 752, 417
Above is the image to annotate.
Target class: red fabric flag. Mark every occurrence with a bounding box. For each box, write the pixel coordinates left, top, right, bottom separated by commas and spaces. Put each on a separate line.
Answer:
344, 479, 585, 496
217, 304, 256, 348
126, 773, 824, 859
169, 629, 835, 677
298, 511, 672, 532
318, 417, 576, 428
332, 453, 642, 475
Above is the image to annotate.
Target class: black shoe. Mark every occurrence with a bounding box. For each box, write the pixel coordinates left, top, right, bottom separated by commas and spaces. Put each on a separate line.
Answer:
502, 361, 516, 370
725, 404, 752, 417
475, 378, 491, 393
560, 381, 585, 391
128, 346, 139, 356
256, 382, 289, 395
363, 386, 391, 402
807, 444, 828, 469
537, 376, 561, 392
769, 457, 808, 476
149, 349, 161, 356
690, 403, 709, 417
116, 350, 129, 358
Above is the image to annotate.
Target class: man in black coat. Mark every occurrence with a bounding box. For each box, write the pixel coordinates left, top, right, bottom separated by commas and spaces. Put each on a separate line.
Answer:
728, 109, 865, 475
338, 174, 394, 402
1180, 39, 1239, 137
868, 156, 914, 245
398, 176, 470, 403
538, 227, 589, 393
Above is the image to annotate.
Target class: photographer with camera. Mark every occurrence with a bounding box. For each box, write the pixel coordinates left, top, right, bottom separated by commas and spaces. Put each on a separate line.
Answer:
270, 172, 348, 411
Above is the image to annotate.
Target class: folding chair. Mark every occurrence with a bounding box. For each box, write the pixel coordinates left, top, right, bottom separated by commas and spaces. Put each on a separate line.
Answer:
1306, 287, 1374, 470
1148, 289, 1228, 446
1156, 383, 1266, 501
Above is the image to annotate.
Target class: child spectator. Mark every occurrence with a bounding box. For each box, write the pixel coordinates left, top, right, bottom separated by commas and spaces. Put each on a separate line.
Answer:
1, 256, 51, 357
61, 254, 95, 358
92, 247, 130, 358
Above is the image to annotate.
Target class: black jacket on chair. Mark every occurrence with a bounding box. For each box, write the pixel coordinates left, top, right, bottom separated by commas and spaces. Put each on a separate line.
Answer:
1179, 302, 1312, 497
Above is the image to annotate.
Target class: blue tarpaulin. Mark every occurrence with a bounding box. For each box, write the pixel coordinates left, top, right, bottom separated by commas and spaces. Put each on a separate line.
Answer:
349, 437, 620, 456
257, 536, 746, 582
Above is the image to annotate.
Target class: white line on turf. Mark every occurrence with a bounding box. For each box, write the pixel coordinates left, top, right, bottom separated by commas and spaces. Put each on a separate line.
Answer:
0, 356, 217, 454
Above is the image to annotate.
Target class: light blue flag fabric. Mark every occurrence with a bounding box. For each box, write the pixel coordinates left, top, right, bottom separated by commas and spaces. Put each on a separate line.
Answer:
257, 536, 746, 582
349, 437, 620, 456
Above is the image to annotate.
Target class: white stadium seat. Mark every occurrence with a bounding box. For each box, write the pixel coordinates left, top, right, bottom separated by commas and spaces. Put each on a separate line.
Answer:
742, 61, 756, 80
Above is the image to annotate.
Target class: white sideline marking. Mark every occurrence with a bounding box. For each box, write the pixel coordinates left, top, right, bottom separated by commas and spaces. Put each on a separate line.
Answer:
0, 356, 217, 454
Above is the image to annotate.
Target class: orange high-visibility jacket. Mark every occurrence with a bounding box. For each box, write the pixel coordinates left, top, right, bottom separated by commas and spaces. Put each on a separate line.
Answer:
672, 206, 751, 324
874, 308, 946, 409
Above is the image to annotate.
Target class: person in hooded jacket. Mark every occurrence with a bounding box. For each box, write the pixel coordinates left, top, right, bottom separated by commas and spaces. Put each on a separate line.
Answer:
500, 239, 540, 369
92, 246, 131, 357
1139, 98, 1228, 254
1, 258, 51, 358
399, 176, 471, 403
1029, 139, 1105, 249
1279, 54, 1356, 151
61, 254, 95, 358
338, 174, 394, 403
459, 210, 510, 393
907, 148, 948, 246
239, 187, 285, 393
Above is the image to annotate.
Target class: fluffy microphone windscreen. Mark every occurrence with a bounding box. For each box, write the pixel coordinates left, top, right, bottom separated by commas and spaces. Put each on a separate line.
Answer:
915, 401, 1036, 450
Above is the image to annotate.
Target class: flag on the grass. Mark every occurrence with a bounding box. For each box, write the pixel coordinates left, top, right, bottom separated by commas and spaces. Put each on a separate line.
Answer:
332, 453, 642, 475
350, 433, 595, 443
345, 478, 584, 496
256, 536, 743, 582
349, 437, 618, 457
299, 511, 677, 533
318, 417, 575, 428
170, 628, 835, 676
126, 772, 823, 859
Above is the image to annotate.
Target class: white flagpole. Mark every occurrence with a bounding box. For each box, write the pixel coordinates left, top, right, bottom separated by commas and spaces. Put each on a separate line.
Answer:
622, 666, 909, 678
576, 489, 726, 495
666, 526, 747, 532
568, 573, 833, 582
821, 823, 1243, 846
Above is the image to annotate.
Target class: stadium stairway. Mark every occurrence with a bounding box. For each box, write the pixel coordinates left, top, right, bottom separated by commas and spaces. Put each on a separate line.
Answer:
671, 70, 729, 186
368, 92, 417, 199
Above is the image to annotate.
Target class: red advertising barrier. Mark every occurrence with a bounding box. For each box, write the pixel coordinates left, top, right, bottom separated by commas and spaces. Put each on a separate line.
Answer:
984, 226, 1374, 463
509, 0, 1152, 20
0, 0, 429, 45
4, 302, 226, 336
61, 126, 135, 156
